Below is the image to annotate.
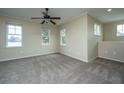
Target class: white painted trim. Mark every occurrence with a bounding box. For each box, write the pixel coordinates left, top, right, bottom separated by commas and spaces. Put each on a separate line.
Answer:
0, 52, 57, 62
99, 56, 124, 63
88, 57, 98, 62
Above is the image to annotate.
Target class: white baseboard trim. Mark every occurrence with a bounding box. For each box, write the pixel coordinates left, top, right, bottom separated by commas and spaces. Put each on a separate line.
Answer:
88, 57, 98, 62
0, 52, 57, 62
0, 51, 98, 63
59, 52, 88, 63
99, 56, 124, 63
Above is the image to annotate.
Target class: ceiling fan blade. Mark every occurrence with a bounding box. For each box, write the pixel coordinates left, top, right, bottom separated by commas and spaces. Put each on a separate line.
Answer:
31, 17, 42, 19
41, 20, 45, 24
50, 20, 56, 25
50, 17, 61, 19
42, 8, 49, 16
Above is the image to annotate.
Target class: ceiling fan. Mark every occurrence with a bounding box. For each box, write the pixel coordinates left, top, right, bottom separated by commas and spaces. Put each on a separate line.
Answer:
31, 8, 61, 25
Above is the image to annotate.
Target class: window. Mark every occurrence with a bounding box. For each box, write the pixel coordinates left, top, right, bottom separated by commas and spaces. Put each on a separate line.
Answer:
60, 29, 66, 46
117, 24, 124, 36
7, 24, 22, 47
94, 24, 101, 36
42, 29, 51, 45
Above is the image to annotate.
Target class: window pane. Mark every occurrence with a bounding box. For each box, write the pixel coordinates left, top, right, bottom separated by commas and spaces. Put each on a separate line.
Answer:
94, 24, 97, 32
62, 36, 66, 44
16, 26, 21, 30
94, 24, 101, 36
15, 26, 22, 34
97, 26, 101, 35
117, 25, 123, 31
42, 30, 50, 45
117, 24, 124, 36
8, 25, 15, 29
15, 29, 22, 34
60, 29, 66, 46
7, 24, 22, 47
8, 35, 22, 42
8, 28, 15, 34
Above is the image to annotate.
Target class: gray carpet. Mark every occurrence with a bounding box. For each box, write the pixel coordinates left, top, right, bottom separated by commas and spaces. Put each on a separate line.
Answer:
0, 53, 124, 84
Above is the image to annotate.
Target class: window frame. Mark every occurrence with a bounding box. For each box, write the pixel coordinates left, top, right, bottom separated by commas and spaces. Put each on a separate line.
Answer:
94, 23, 101, 36
117, 24, 124, 37
60, 29, 66, 46
41, 29, 51, 46
6, 23, 23, 48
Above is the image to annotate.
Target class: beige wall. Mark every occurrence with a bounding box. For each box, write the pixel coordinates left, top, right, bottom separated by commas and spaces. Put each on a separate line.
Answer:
87, 15, 103, 61
58, 14, 103, 62
98, 41, 124, 63
0, 14, 105, 63
58, 14, 88, 62
0, 14, 101, 63
0, 16, 59, 61
103, 20, 124, 41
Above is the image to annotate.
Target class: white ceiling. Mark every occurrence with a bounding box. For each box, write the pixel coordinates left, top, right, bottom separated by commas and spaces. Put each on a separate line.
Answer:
0, 8, 124, 25
88, 8, 124, 23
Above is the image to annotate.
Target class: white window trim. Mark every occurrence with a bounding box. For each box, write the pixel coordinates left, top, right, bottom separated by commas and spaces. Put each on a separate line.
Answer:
6, 23, 23, 48
60, 29, 66, 46
42, 29, 51, 46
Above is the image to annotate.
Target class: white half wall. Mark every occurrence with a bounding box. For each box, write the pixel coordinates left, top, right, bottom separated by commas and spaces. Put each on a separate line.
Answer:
98, 41, 124, 63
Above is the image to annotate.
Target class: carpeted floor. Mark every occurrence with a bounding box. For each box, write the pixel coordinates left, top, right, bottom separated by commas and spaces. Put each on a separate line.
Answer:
0, 53, 124, 84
